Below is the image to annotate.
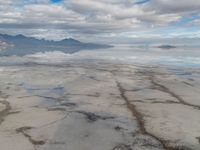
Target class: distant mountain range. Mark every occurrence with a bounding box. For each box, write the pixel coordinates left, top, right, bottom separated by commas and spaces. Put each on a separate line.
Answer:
0, 34, 113, 56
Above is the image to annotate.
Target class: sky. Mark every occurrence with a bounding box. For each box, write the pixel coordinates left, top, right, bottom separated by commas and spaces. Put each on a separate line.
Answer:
0, 0, 200, 43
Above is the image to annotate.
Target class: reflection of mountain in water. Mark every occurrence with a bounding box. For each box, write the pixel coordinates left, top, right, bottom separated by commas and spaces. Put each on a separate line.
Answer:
157, 45, 176, 49
0, 34, 113, 56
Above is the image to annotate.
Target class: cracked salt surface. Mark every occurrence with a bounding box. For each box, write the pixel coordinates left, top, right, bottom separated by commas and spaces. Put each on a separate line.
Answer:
0, 57, 200, 150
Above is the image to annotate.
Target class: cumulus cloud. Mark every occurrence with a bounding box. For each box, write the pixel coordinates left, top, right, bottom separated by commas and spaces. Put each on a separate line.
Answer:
0, 0, 199, 41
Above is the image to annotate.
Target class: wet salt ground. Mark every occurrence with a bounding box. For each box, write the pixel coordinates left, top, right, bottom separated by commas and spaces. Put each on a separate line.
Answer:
0, 63, 139, 150
0, 59, 200, 150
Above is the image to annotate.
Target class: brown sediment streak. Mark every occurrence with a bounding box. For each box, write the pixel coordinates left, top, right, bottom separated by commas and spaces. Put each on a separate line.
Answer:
115, 81, 146, 134
150, 77, 200, 110
16, 127, 46, 150
115, 81, 167, 148
95, 67, 194, 150
0, 100, 11, 125
87, 76, 106, 82
75, 111, 115, 123
65, 93, 100, 97
115, 81, 188, 150
182, 81, 194, 87
196, 137, 200, 144
130, 99, 180, 104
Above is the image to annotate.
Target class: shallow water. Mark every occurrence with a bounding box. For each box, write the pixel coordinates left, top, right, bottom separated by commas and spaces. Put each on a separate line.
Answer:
0, 45, 199, 69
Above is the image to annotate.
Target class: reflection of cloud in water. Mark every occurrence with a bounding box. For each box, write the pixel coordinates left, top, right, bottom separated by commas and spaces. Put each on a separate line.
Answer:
20, 82, 65, 96
0, 46, 200, 68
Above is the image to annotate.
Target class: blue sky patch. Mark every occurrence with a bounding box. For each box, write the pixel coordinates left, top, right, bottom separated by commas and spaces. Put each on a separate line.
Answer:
135, 0, 150, 5
50, 0, 62, 3
174, 14, 200, 26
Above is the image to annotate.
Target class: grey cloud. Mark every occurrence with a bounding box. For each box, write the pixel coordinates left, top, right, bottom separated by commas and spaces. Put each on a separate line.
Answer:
147, 0, 200, 14
0, 0, 199, 40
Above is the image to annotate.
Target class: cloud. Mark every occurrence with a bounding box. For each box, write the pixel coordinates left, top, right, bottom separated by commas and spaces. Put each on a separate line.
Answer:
0, 0, 199, 41
191, 19, 200, 26
147, 0, 200, 14
0, 0, 14, 4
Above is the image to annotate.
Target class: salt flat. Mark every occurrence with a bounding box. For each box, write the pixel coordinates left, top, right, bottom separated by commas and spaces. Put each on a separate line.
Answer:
0, 59, 200, 150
